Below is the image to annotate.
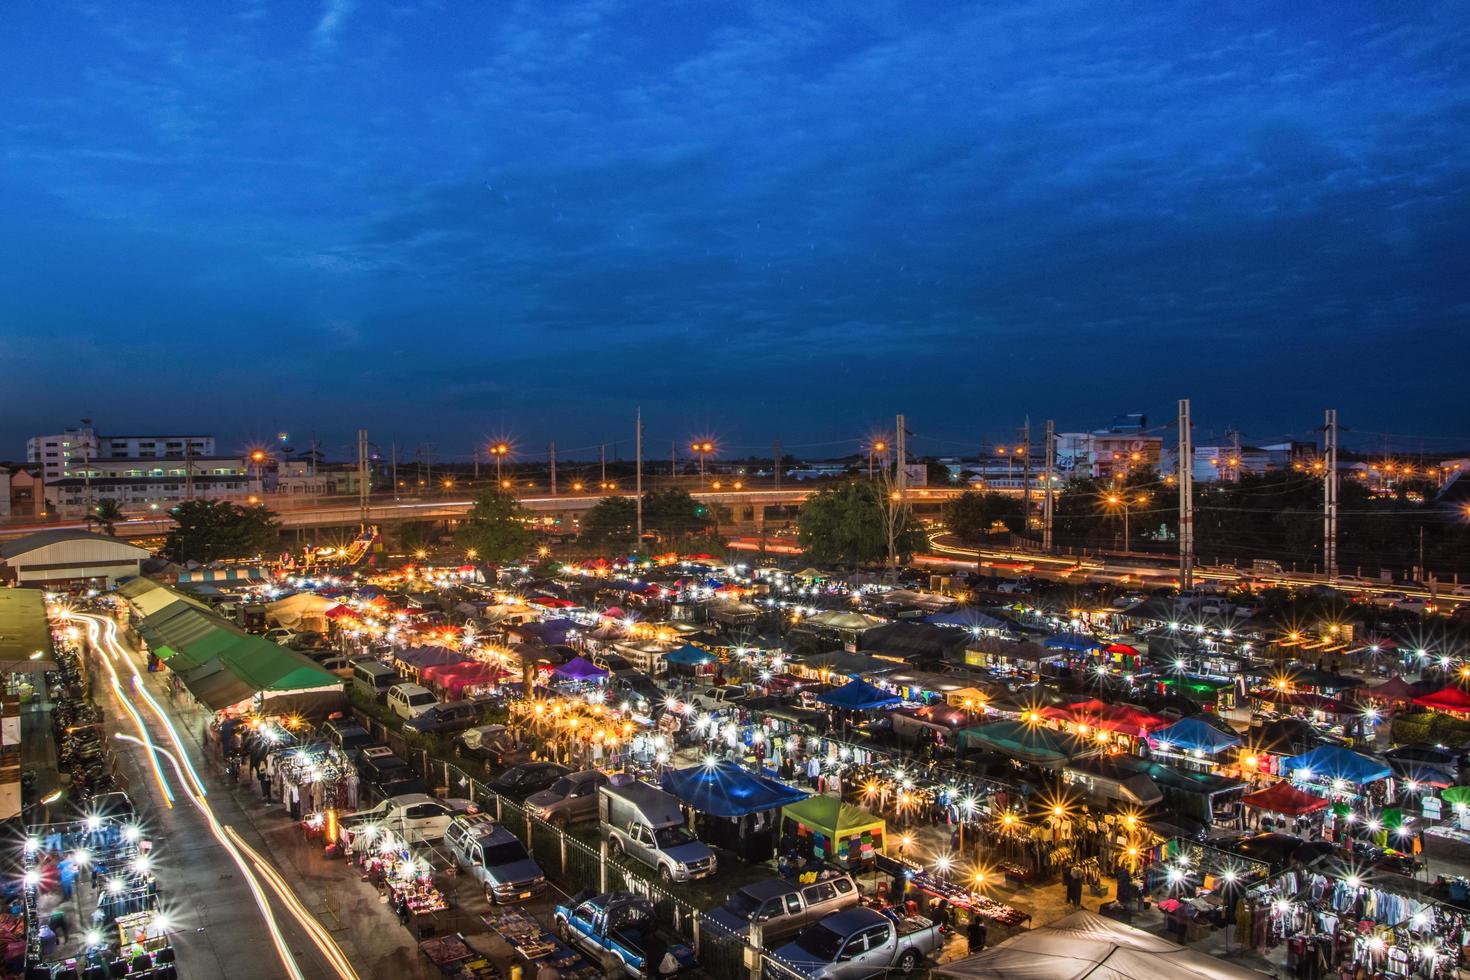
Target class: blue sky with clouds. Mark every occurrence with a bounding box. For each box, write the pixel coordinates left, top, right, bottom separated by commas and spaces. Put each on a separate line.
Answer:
3, 1, 1468, 461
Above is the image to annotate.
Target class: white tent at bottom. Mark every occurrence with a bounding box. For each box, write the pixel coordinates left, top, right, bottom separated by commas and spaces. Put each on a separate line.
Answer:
932, 910, 1265, 980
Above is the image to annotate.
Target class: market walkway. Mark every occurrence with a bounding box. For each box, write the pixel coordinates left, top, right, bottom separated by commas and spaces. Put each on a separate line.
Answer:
18, 693, 58, 820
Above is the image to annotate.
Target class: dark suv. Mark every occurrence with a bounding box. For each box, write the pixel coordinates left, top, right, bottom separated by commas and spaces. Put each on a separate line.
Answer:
486, 762, 571, 801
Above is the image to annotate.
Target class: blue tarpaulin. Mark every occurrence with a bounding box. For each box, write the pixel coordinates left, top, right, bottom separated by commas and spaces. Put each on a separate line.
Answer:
1283, 745, 1392, 786
817, 678, 902, 711
1043, 632, 1101, 653
1148, 717, 1242, 755
661, 760, 808, 817
665, 644, 715, 666
553, 655, 609, 681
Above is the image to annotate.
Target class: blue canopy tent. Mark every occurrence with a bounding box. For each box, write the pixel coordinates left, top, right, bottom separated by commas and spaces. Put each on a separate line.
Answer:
662, 761, 808, 861
665, 644, 716, 666
553, 655, 609, 682
817, 678, 902, 711
1043, 633, 1102, 653
1148, 717, 1242, 755
1283, 745, 1392, 786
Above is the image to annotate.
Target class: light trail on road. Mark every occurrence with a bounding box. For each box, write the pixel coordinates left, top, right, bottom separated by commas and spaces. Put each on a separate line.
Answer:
72, 611, 346, 980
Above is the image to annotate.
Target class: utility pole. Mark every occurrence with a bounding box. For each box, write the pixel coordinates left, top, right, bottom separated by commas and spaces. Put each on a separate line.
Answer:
773, 439, 781, 491
600, 444, 606, 487
80, 418, 93, 514
184, 440, 194, 502
895, 414, 907, 496
1043, 420, 1055, 552
1324, 408, 1339, 580
671, 441, 677, 480
636, 409, 644, 544
1021, 416, 1032, 541
391, 443, 398, 500
1178, 399, 1195, 589
549, 442, 557, 495
357, 428, 370, 527
1229, 428, 1242, 483
473, 446, 479, 481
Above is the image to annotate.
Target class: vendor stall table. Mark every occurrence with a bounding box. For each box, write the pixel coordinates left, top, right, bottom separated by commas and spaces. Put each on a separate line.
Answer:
420, 933, 500, 980
481, 907, 601, 980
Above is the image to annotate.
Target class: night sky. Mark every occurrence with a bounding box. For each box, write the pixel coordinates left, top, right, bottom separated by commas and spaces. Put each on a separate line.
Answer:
4, 2, 1468, 461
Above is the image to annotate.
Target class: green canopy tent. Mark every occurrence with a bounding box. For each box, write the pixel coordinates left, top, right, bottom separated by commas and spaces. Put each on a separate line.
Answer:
780, 796, 886, 870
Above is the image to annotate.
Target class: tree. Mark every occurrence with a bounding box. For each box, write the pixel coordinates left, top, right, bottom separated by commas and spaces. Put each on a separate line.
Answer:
580, 497, 639, 552
164, 499, 282, 563
944, 490, 1023, 566
86, 498, 124, 537
454, 489, 534, 564
797, 481, 924, 567
642, 489, 713, 540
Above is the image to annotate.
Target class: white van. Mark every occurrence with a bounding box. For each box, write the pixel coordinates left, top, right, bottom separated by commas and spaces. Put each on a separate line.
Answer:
600, 779, 716, 882
388, 683, 438, 720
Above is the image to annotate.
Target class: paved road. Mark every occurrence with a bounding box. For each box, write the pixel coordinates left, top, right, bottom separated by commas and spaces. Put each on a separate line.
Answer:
76, 611, 348, 980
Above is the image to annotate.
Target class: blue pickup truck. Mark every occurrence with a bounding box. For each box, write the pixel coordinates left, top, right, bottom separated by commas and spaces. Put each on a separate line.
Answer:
553, 890, 697, 979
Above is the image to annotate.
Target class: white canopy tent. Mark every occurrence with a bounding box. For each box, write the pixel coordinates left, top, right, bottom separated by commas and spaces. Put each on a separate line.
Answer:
933, 910, 1264, 980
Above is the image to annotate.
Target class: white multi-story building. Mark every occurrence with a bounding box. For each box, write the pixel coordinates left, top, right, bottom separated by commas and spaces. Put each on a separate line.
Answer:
45, 456, 251, 515
27, 427, 215, 481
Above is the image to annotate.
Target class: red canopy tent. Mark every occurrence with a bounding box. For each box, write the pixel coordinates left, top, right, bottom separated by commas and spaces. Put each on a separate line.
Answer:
1413, 686, 1470, 714
421, 661, 508, 699
1242, 781, 1330, 816
324, 604, 355, 619
530, 597, 576, 608
1106, 643, 1140, 656
1040, 699, 1169, 736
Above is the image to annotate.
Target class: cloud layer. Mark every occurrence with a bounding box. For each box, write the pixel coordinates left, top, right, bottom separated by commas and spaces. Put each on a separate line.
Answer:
2, 0, 1468, 458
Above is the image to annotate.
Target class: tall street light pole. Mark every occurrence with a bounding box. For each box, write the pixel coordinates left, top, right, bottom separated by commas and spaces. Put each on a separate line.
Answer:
489, 442, 509, 488
690, 440, 714, 488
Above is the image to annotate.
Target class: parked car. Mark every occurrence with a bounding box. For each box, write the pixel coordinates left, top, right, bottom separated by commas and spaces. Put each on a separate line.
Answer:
403, 700, 482, 735
1383, 744, 1459, 786
344, 793, 471, 844
444, 814, 547, 904
310, 654, 356, 678
1393, 597, 1435, 615
554, 891, 698, 980
686, 685, 749, 713
1449, 584, 1470, 598
321, 720, 377, 761
454, 724, 527, 768
486, 762, 572, 801
358, 748, 432, 799
352, 661, 402, 703
387, 683, 438, 720
600, 781, 715, 882
766, 907, 943, 980
708, 875, 860, 944
1226, 833, 1335, 874
263, 627, 297, 645
525, 770, 610, 828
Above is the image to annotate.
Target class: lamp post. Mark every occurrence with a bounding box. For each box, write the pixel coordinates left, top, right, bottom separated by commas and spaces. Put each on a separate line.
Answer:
249, 449, 268, 496
1105, 493, 1148, 553
868, 440, 888, 481
690, 440, 715, 487
489, 442, 509, 486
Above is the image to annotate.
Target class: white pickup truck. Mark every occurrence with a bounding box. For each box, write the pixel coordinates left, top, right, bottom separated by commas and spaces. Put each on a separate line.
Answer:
766, 907, 943, 980
342, 793, 472, 844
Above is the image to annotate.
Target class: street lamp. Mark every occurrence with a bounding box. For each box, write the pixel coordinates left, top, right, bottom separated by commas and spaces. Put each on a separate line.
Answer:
488, 442, 510, 484
868, 440, 888, 481
249, 448, 269, 495
1104, 493, 1148, 553
690, 440, 715, 487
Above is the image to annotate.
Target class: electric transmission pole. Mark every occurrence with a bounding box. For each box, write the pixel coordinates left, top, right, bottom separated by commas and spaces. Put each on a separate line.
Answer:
357, 428, 370, 527
1021, 417, 1032, 541
895, 414, 907, 495
1324, 408, 1339, 579
1177, 399, 1195, 589
549, 442, 557, 495
1043, 419, 1055, 552
635, 409, 644, 544
773, 439, 781, 491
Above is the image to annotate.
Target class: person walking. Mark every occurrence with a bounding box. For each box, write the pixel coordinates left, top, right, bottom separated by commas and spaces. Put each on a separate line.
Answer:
966, 915, 987, 954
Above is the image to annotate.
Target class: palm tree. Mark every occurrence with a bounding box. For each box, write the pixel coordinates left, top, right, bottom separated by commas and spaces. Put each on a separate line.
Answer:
87, 498, 124, 536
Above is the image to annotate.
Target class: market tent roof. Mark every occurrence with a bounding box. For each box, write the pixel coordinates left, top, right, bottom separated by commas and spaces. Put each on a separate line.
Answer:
1282, 745, 1392, 785
554, 655, 609, 681
1242, 782, 1329, 816
817, 678, 901, 711
179, 660, 259, 711
1412, 686, 1470, 713
665, 643, 715, 666
958, 721, 1094, 767
1044, 633, 1103, 653
117, 576, 211, 619
791, 650, 901, 678
858, 621, 967, 662
0, 588, 55, 672
802, 610, 887, 632
661, 760, 808, 817
395, 645, 473, 670
1248, 689, 1353, 714
1148, 717, 1242, 754
264, 592, 334, 628
507, 619, 577, 645
1366, 677, 1419, 701
924, 608, 1010, 632
1105, 643, 1140, 657
781, 796, 884, 838
933, 909, 1262, 980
